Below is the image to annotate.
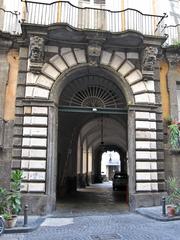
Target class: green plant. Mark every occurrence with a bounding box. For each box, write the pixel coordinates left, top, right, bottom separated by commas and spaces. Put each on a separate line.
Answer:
172, 40, 180, 49
9, 170, 23, 215
0, 188, 8, 214
3, 212, 12, 221
166, 177, 180, 213
168, 123, 180, 150
0, 170, 23, 216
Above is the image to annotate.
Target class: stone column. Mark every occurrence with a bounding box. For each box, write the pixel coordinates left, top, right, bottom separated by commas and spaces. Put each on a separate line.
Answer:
130, 46, 166, 209
79, 139, 86, 187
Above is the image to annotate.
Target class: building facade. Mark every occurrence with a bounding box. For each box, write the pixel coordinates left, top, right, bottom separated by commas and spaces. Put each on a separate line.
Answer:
0, 0, 180, 214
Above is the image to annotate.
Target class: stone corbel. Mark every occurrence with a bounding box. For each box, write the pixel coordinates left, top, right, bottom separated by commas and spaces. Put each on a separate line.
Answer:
87, 41, 102, 66
142, 46, 158, 72
29, 35, 45, 73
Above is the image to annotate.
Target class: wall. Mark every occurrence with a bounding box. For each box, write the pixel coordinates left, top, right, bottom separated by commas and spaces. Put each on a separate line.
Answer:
0, 44, 19, 189
163, 54, 180, 187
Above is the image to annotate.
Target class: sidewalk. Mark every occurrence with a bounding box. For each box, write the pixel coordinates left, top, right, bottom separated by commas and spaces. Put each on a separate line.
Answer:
4, 216, 45, 234
4, 206, 180, 234
136, 206, 180, 221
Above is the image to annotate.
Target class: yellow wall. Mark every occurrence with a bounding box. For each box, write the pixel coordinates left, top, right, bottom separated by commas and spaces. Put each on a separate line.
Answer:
4, 49, 19, 121
160, 60, 170, 119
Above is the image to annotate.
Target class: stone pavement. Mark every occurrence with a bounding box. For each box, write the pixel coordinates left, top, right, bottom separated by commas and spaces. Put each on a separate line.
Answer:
53, 182, 129, 218
136, 206, 180, 221
1, 212, 180, 240
1, 182, 180, 239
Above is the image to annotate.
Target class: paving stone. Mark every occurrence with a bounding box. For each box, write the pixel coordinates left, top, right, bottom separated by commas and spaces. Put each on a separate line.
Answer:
1, 184, 180, 240
3, 214, 180, 240
90, 234, 121, 239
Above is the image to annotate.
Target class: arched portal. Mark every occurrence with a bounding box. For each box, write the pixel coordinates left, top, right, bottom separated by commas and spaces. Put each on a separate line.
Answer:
55, 66, 130, 206
17, 47, 163, 214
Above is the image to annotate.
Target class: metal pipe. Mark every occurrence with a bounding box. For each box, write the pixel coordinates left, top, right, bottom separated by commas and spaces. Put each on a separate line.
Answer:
23, 205, 28, 227
162, 197, 166, 216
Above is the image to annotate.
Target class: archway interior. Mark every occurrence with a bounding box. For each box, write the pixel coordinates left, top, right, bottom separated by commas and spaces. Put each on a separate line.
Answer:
56, 67, 129, 212
101, 151, 121, 181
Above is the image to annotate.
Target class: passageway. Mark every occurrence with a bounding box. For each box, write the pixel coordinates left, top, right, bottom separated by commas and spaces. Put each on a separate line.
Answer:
55, 66, 129, 213
54, 182, 129, 217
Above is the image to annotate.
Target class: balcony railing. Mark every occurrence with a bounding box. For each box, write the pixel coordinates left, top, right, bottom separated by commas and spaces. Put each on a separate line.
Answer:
21, 0, 167, 36
0, 8, 21, 35
164, 24, 180, 46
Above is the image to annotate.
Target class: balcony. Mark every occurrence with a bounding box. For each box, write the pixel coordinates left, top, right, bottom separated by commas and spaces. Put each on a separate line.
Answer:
0, 8, 21, 35
21, 0, 166, 37
164, 24, 180, 46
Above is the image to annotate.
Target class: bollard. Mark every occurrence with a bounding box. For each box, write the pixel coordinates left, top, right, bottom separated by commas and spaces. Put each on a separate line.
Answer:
23, 205, 28, 227
162, 197, 166, 216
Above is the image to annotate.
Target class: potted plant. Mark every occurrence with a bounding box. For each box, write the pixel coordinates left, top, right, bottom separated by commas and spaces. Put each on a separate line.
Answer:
3, 211, 17, 228
9, 170, 23, 216
166, 177, 180, 217
0, 170, 23, 228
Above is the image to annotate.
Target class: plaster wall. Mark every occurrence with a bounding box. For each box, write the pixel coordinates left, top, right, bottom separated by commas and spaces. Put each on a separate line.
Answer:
160, 60, 170, 119
0, 48, 19, 189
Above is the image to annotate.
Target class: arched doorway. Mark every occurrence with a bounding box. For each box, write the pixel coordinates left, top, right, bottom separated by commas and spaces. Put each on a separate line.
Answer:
55, 66, 130, 210
19, 46, 157, 214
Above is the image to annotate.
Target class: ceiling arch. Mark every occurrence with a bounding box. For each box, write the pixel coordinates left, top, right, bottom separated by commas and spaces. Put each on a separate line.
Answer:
79, 117, 127, 151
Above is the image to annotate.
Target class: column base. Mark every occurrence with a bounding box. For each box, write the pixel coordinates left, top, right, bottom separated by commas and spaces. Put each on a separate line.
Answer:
129, 192, 167, 211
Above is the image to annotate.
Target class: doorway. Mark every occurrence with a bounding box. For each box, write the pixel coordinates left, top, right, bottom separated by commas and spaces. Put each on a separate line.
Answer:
55, 66, 130, 214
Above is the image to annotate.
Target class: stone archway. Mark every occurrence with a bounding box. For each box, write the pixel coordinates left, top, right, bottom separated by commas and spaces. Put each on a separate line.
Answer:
15, 47, 162, 213
55, 65, 129, 198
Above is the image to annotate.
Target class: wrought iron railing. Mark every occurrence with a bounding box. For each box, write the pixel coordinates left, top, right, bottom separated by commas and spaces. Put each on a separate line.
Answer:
0, 8, 21, 35
21, 0, 167, 36
163, 24, 180, 46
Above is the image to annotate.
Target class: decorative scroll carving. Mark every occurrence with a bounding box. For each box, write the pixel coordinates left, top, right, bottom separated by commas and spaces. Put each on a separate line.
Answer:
29, 36, 44, 72
88, 43, 101, 65
142, 46, 158, 71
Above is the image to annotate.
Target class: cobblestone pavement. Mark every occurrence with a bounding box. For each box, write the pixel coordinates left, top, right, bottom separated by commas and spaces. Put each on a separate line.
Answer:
1, 213, 180, 240
54, 182, 129, 217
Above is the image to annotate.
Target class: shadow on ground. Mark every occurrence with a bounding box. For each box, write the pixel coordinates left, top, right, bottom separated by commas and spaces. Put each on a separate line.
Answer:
53, 182, 129, 217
